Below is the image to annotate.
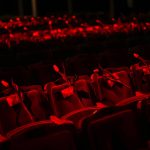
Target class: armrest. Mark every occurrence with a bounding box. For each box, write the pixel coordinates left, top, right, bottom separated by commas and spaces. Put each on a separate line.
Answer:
116, 94, 150, 106
49, 115, 73, 125
61, 107, 101, 120
61, 107, 105, 129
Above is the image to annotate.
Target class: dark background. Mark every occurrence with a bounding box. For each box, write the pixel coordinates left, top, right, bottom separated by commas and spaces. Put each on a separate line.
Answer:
0, 0, 150, 18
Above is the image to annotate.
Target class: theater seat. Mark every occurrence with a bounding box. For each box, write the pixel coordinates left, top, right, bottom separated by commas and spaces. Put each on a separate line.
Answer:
20, 85, 43, 92
45, 82, 84, 117
81, 108, 145, 150
130, 61, 150, 93
6, 121, 78, 150
0, 94, 32, 134
92, 69, 135, 105
25, 89, 51, 121
45, 82, 101, 127
74, 79, 94, 107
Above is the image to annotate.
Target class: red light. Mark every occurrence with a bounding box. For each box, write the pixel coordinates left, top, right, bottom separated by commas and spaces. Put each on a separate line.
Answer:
86, 26, 93, 32
23, 27, 28, 31
49, 20, 52, 25
44, 35, 51, 40
113, 23, 119, 29
53, 64, 59, 72
16, 17, 20, 21
65, 20, 69, 24
72, 15, 76, 19
104, 25, 109, 30
1, 80, 9, 87
57, 29, 61, 33
78, 27, 83, 32
133, 53, 139, 58
9, 34, 14, 38
95, 26, 100, 30
133, 17, 137, 21
18, 23, 23, 27
44, 17, 48, 20
143, 26, 146, 30
58, 17, 62, 20
9, 19, 13, 22
33, 31, 39, 37
96, 19, 100, 23
112, 18, 115, 21
31, 17, 35, 21
4, 26, 8, 29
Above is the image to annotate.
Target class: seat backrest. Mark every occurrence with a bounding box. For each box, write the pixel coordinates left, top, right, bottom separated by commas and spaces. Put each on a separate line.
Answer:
130, 62, 150, 93
45, 82, 84, 117
82, 109, 142, 150
24, 89, 51, 121
20, 85, 43, 92
0, 94, 32, 134
6, 121, 78, 150
74, 79, 94, 107
99, 70, 134, 105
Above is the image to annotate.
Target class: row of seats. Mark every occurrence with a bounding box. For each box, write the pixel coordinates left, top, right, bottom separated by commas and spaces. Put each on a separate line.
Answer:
0, 60, 150, 150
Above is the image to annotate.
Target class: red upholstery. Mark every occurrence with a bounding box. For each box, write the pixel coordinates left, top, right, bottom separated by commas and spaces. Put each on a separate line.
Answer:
95, 70, 134, 105
25, 89, 51, 121
20, 85, 43, 92
74, 79, 94, 106
50, 83, 84, 117
81, 109, 143, 150
0, 95, 32, 134
6, 121, 78, 150
130, 62, 150, 93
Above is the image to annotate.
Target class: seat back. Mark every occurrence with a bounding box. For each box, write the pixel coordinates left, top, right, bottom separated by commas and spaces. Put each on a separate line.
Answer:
82, 109, 142, 150
20, 85, 43, 92
74, 79, 94, 107
0, 95, 32, 134
130, 61, 150, 93
98, 69, 134, 105
24, 89, 51, 121
6, 121, 78, 150
45, 82, 84, 117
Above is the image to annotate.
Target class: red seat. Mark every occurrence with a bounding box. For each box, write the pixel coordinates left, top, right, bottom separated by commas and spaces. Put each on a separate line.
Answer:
74, 79, 94, 107
92, 68, 135, 105
25, 89, 51, 121
6, 120, 78, 150
130, 61, 150, 93
81, 108, 144, 150
45, 82, 84, 117
0, 94, 32, 134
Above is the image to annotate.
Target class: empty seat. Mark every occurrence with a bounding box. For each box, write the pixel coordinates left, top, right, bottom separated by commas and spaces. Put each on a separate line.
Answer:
0, 94, 32, 134
74, 79, 94, 107
25, 89, 51, 121
6, 120, 78, 150
45, 82, 84, 117
0, 87, 51, 134
45, 82, 100, 127
20, 85, 43, 92
130, 61, 150, 93
92, 68, 135, 105
81, 108, 145, 150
